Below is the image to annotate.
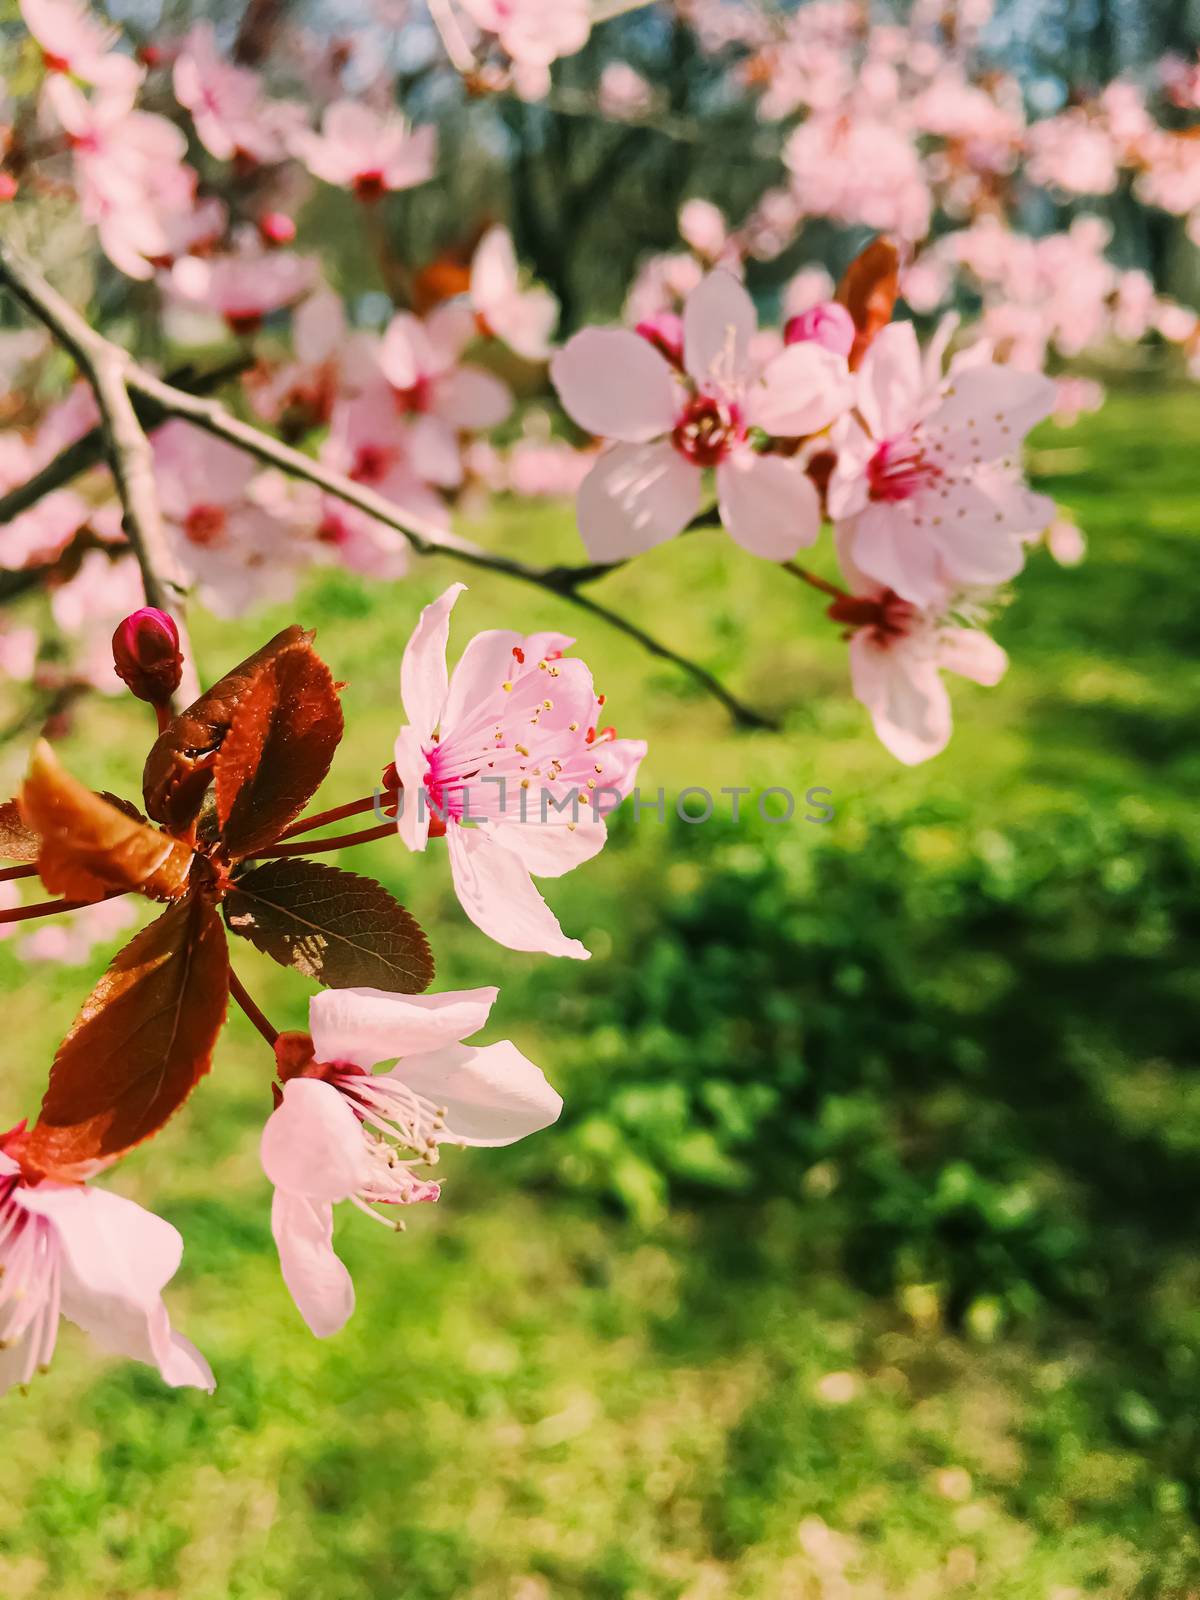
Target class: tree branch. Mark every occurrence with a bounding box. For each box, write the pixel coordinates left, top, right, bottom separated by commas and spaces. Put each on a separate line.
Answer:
0, 242, 186, 618
0, 248, 777, 731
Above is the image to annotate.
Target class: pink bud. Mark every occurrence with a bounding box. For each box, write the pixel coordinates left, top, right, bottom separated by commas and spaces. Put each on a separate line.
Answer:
634, 312, 685, 368
112, 608, 183, 705
0, 174, 17, 203
784, 301, 856, 358
259, 211, 297, 247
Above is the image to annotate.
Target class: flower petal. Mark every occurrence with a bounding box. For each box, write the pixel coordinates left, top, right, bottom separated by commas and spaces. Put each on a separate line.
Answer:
436, 366, 512, 431
576, 441, 700, 561
310, 986, 499, 1067
717, 451, 821, 560
392, 1040, 563, 1147
393, 723, 432, 853
937, 627, 1008, 686
271, 1190, 355, 1338
401, 582, 462, 735
683, 270, 756, 391
745, 342, 852, 437
550, 329, 678, 442
446, 824, 588, 959
856, 321, 926, 440
482, 819, 608, 879
442, 628, 524, 727
849, 631, 951, 766
260, 1078, 368, 1201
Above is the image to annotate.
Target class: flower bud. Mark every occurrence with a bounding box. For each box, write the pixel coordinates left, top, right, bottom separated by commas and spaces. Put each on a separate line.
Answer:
259, 211, 297, 247
635, 312, 685, 368
111, 608, 183, 705
784, 301, 856, 358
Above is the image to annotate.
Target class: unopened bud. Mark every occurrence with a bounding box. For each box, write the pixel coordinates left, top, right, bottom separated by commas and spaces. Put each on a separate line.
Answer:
259, 211, 297, 247
111, 607, 183, 705
784, 301, 856, 358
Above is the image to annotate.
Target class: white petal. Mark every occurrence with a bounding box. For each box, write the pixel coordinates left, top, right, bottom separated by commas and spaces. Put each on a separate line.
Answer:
550, 329, 678, 442
401, 582, 463, 734
271, 1191, 355, 1338
576, 441, 700, 561
260, 1079, 367, 1201
745, 343, 852, 437
446, 825, 588, 959
717, 451, 822, 561
310, 986, 498, 1067
683, 270, 756, 391
392, 1040, 562, 1147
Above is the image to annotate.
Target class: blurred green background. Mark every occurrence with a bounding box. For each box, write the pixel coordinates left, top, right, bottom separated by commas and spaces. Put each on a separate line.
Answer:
0, 388, 1198, 1598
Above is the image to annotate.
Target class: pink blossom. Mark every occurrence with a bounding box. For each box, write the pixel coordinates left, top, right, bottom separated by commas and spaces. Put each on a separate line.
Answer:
261, 986, 561, 1336
552, 269, 852, 561
459, 0, 591, 70
379, 303, 512, 489
392, 584, 646, 959
1044, 518, 1087, 567
0, 1142, 213, 1393
598, 62, 657, 120
0, 625, 38, 682
784, 301, 855, 357
167, 240, 317, 334
470, 225, 559, 362
0, 432, 89, 570
19, 895, 138, 965
783, 114, 932, 241
173, 22, 304, 164
829, 566, 1008, 765
827, 322, 1055, 607
20, 0, 142, 93
291, 99, 436, 198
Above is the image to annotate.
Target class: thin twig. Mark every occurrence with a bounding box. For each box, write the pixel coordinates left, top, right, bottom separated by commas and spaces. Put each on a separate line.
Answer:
0, 863, 38, 883
782, 561, 845, 600
251, 821, 397, 859
229, 969, 279, 1047
275, 794, 383, 841
0, 890, 127, 924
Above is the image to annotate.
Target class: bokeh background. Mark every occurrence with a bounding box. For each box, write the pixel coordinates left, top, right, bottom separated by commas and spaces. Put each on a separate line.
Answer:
2, 0, 1200, 1596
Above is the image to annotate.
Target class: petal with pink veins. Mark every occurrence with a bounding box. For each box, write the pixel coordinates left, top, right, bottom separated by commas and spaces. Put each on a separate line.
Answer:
550, 329, 678, 442
446, 824, 588, 959
389, 1039, 562, 1147
309, 986, 499, 1068
400, 582, 462, 735
393, 724, 432, 853
683, 270, 756, 392
575, 440, 700, 562
271, 1190, 355, 1338
442, 628, 524, 725
260, 1078, 368, 1201
717, 450, 822, 560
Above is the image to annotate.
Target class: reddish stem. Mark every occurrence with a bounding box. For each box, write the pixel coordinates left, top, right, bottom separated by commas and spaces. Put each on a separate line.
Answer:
252, 821, 397, 860
0, 863, 39, 883
154, 702, 172, 734
0, 889, 127, 924
275, 794, 382, 841
229, 969, 279, 1047
783, 561, 846, 601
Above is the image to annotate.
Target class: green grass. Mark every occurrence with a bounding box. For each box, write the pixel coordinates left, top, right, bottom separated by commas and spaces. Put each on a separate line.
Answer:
0, 386, 1197, 1597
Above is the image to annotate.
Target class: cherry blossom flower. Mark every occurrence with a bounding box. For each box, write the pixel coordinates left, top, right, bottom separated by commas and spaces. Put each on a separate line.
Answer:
392, 584, 645, 959
291, 99, 436, 199
0, 1140, 213, 1394
173, 22, 304, 165
470, 225, 559, 362
829, 548, 1008, 764
379, 303, 512, 489
0, 432, 89, 570
827, 322, 1056, 607
167, 239, 317, 335
152, 421, 313, 616
19, 895, 139, 965
552, 269, 852, 561
260, 987, 561, 1336
20, 0, 142, 94
784, 301, 855, 357
458, 0, 591, 73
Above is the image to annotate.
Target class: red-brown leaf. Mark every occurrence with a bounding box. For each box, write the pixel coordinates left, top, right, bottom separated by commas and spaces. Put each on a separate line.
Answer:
21, 740, 194, 902
0, 798, 40, 862
835, 236, 901, 370
224, 857, 434, 992
24, 893, 229, 1181
213, 638, 344, 859
142, 625, 310, 835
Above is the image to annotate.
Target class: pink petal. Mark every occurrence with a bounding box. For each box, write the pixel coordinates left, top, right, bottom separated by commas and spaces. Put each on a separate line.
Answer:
938, 628, 1008, 686
745, 343, 852, 437
550, 329, 678, 442
856, 321, 926, 440
446, 824, 589, 959
260, 1078, 367, 1201
683, 269, 756, 391
309, 986, 499, 1068
846, 501, 941, 606
495, 287, 558, 362
379, 312, 433, 390
390, 1040, 562, 1147
393, 724, 431, 853
442, 627, 524, 727
401, 582, 462, 734
482, 818, 608, 878
576, 440, 700, 561
850, 632, 951, 765
470, 224, 519, 312
928, 365, 1057, 459
717, 451, 821, 560
407, 414, 463, 488
271, 1191, 355, 1338
436, 365, 512, 430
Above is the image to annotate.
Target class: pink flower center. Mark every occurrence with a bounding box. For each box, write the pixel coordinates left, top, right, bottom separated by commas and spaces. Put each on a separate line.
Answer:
866, 435, 942, 503
392, 375, 434, 415
183, 503, 227, 546
828, 588, 918, 644
672, 394, 743, 467
225, 308, 263, 337
352, 443, 394, 484
353, 170, 387, 202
